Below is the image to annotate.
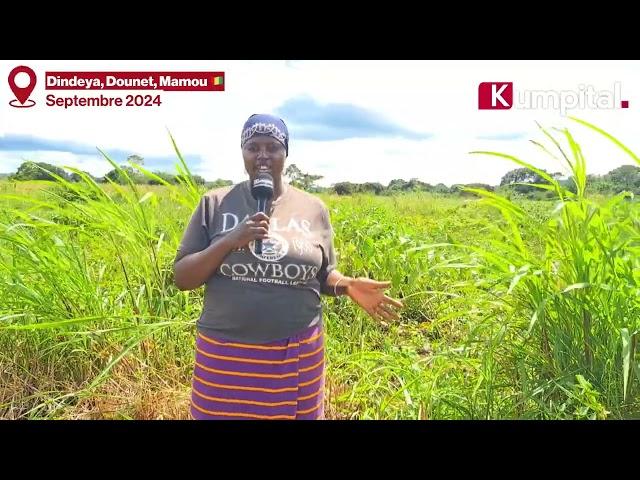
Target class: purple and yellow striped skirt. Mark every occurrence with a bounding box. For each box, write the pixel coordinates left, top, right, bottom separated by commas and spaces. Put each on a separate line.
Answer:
190, 324, 325, 420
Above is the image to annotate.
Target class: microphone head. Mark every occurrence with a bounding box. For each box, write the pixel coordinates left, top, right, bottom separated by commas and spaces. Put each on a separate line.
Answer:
251, 172, 274, 200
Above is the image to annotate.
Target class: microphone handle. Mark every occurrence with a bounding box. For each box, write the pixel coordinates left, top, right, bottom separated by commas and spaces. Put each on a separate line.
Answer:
255, 196, 268, 254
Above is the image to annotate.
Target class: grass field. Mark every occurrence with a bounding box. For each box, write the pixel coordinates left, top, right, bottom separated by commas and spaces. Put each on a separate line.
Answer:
1, 120, 639, 419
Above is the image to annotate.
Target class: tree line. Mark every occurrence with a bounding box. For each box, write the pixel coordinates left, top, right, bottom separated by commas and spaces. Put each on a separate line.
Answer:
4, 159, 640, 198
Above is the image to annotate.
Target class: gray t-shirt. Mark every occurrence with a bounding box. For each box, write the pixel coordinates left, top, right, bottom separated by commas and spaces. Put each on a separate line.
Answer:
174, 181, 337, 343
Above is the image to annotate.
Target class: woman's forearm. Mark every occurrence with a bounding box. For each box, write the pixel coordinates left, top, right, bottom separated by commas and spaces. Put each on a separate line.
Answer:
174, 237, 235, 291
321, 270, 354, 297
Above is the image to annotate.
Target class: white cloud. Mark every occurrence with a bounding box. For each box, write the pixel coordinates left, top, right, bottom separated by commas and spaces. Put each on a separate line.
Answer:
2, 60, 639, 186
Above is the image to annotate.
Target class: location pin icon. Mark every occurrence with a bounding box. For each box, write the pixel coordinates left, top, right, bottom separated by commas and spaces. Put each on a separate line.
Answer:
8, 66, 37, 105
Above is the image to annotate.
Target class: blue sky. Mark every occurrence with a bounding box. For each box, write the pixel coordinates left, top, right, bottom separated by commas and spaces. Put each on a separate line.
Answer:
2, 60, 639, 186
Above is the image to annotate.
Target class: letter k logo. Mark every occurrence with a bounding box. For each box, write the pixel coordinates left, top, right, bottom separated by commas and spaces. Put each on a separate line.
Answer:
478, 82, 513, 110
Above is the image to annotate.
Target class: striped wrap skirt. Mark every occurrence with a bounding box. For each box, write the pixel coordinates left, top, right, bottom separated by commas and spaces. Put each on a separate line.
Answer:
190, 324, 325, 420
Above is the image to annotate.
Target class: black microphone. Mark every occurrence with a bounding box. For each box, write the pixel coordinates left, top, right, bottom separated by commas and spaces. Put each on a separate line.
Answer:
250, 172, 274, 255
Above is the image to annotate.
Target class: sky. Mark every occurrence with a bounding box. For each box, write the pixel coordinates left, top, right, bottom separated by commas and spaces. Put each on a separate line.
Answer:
1, 60, 639, 187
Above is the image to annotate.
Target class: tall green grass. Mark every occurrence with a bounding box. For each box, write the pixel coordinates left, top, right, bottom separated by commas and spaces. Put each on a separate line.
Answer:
1, 121, 638, 419
0, 138, 201, 418
460, 118, 640, 418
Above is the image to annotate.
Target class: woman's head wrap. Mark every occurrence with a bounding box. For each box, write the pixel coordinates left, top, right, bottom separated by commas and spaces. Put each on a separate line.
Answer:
241, 114, 289, 155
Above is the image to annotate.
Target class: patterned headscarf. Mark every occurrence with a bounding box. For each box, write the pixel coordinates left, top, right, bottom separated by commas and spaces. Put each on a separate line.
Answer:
241, 113, 289, 155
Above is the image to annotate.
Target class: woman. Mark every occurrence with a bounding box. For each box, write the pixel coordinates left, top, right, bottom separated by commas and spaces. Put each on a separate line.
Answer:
174, 113, 403, 420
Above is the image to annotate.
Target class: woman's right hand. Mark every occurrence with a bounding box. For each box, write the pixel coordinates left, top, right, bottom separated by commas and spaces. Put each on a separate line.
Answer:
225, 212, 271, 250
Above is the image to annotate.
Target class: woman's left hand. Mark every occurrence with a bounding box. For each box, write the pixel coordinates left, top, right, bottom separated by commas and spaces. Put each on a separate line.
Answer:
346, 277, 403, 321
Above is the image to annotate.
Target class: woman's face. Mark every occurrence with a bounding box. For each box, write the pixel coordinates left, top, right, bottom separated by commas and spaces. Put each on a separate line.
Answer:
242, 135, 287, 182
